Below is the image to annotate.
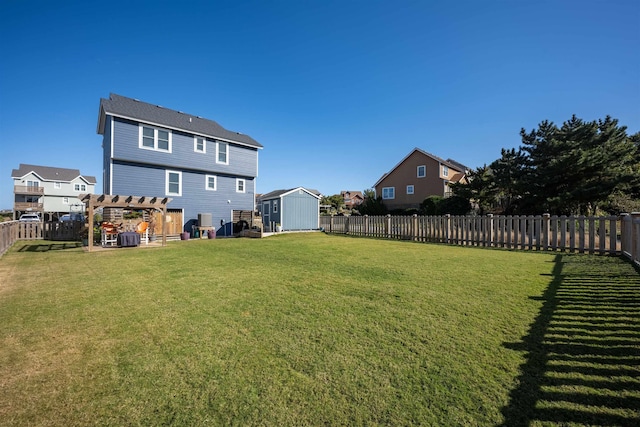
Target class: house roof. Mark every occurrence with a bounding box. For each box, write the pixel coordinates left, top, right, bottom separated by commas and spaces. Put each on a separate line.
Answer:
11, 164, 97, 184
373, 148, 467, 188
97, 93, 262, 149
341, 190, 364, 199
260, 187, 321, 200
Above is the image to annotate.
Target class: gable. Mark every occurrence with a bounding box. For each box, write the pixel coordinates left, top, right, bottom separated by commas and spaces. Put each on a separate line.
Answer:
374, 148, 466, 188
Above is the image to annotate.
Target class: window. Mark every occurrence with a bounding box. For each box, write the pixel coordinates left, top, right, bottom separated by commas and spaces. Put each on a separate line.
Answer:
74, 183, 86, 192
62, 197, 69, 204
236, 178, 245, 193
166, 170, 182, 196
217, 142, 228, 164
263, 202, 270, 214
407, 185, 414, 195
205, 175, 217, 191
417, 165, 426, 178
194, 137, 206, 153
443, 166, 449, 177
273, 200, 278, 213
140, 125, 171, 152
382, 187, 395, 199
26, 180, 39, 188
54, 182, 61, 189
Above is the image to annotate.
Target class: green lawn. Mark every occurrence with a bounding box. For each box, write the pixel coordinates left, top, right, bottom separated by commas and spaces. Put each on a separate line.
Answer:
0, 233, 638, 426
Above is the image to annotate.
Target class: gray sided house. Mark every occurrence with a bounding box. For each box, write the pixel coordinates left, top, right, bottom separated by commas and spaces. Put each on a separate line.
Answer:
97, 94, 263, 235
12, 164, 96, 220
260, 187, 320, 232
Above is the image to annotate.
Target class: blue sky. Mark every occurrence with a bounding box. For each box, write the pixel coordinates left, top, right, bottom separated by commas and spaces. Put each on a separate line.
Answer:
1, 0, 638, 210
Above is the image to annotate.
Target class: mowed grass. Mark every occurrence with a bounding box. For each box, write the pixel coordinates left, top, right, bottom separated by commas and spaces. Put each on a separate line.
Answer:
0, 233, 638, 426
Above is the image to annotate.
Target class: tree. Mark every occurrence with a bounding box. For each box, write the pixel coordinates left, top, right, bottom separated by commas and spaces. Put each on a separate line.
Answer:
356, 189, 387, 215
489, 148, 527, 214
450, 165, 496, 215
420, 196, 443, 215
321, 194, 345, 212
519, 115, 638, 215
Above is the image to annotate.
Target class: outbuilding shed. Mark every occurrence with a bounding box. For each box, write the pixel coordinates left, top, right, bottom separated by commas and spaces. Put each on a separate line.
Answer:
260, 187, 320, 232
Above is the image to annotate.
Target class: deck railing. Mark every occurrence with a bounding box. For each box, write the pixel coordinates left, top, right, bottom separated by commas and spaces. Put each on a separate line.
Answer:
321, 213, 640, 266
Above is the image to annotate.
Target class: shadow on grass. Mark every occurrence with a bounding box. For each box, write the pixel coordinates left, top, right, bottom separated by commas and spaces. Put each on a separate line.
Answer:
501, 254, 640, 426
18, 242, 82, 252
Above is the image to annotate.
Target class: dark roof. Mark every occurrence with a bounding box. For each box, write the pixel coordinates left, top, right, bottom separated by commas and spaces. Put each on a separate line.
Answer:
97, 93, 262, 149
11, 164, 97, 184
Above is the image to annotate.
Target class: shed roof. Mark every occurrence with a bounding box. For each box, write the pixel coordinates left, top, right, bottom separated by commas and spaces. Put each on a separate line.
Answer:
97, 93, 262, 149
261, 187, 321, 200
11, 163, 97, 184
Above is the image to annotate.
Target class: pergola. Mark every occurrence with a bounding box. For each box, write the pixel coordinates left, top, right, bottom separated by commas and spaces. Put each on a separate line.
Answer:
80, 194, 172, 252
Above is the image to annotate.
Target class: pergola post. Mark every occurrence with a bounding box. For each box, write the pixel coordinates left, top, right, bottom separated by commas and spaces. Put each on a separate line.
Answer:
80, 194, 172, 252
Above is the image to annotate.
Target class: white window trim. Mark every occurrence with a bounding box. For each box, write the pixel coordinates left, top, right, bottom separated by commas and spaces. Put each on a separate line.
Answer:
205, 174, 217, 191
194, 136, 206, 153
236, 178, 246, 193
382, 187, 395, 199
54, 182, 61, 189
273, 200, 279, 213
443, 165, 449, 177
216, 141, 229, 165
417, 165, 426, 178
407, 185, 414, 195
63, 197, 69, 204
74, 183, 86, 192
139, 124, 172, 152
166, 170, 182, 196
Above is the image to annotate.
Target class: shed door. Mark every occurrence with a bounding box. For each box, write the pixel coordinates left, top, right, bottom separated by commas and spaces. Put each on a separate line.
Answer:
262, 202, 270, 230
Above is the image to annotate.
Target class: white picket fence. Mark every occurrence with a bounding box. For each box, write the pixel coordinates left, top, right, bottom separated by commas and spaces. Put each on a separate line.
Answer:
320, 213, 640, 266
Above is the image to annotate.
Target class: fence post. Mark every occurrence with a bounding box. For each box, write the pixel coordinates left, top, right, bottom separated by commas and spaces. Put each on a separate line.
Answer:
542, 213, 550, 251
445, 214, 451, 244
632, 212, 640, 265
364, 215, 369, 236
385, 214, 391, 239
486, 214, 493, 247
412, 214, 418, 241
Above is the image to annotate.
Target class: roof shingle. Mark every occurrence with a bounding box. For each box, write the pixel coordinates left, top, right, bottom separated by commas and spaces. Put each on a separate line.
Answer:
11, 164, 97, 184
98, 94, 262, 149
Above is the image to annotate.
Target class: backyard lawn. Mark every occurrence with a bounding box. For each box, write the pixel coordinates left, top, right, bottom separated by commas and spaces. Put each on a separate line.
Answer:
0, 233, 638, 426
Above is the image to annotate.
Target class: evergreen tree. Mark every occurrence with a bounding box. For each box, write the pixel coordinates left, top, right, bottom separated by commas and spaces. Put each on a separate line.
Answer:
489, 148, 527, 214
450, 165, 496, 215
356, 189, 387, 215
520, 115, 638, 214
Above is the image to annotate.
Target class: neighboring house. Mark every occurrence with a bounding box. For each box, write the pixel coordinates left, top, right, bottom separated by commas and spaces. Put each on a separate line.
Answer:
341, 190, 364, 209
97, 94, 263, 234
11, 164, 96, 221
259, 187, 320, 231
373, 148, 469, 211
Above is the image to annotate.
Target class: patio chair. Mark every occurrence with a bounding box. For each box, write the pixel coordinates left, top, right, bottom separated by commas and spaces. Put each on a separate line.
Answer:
136, 221, 149, 245
101, 222, 118, 247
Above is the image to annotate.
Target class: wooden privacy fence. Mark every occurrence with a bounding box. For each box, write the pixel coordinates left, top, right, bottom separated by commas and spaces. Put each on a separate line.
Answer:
320, 213, 640, 265
0, 221, 85, 258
